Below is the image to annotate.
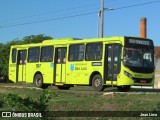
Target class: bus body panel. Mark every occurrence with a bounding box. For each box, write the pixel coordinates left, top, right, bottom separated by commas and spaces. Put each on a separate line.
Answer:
39, 62, 54, 84
25, 63, 37, 83
66, 61, 103, 85
25, 62, 54, 84
66, 62, 90, 84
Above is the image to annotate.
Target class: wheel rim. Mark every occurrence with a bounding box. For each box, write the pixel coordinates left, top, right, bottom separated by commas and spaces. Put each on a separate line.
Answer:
36, 77, 41, 86
94, 78, 101, 87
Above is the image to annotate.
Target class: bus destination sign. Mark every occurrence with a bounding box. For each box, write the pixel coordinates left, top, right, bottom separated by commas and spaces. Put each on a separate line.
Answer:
129, 39, 150, 45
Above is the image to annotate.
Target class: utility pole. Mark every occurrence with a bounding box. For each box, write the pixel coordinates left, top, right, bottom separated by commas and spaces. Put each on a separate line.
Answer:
98, 0, 113, 38
100, 0, 104, 38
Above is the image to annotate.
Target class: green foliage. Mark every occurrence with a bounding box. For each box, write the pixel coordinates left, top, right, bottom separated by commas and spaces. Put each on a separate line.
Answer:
0, 34, 53, 79
23, 34, 52, 44
37, 89, 52, 111
0, 100, 4, 108
154, 101, 160, 111
53, 92, 61, 98
4, 89, 51, 111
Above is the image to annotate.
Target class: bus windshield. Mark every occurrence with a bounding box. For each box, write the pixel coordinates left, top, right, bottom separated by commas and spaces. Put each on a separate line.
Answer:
123, 38, 154, 73
124, 47, 154, 67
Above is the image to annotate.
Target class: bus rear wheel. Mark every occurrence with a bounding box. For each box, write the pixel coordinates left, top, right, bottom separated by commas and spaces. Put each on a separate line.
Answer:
92, 74, 105, 91
34, 74, 44, 88
117, 85, 131, 92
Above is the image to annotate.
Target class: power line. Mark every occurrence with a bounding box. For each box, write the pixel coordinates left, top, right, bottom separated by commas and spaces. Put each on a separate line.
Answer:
0, 2, 100, 23
1, 0, 120, 23
0, 0, 160, 29
0, 12, 98, 28
113, 0, 160, 10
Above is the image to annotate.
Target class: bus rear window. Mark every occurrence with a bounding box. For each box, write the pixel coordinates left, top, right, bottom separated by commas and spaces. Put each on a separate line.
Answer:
12, 48, 17, 63
28, 47, 40, 62
69, 44, 85, 61
86, 43, 103, 61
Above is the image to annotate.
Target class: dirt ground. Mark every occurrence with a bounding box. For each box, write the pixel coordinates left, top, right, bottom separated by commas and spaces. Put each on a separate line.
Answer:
156, 69, 160, 74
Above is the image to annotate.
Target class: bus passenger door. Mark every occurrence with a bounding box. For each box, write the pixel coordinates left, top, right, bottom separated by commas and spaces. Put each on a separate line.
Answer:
17, 50, 27, 82
55, 48, 67, 83
104, 44, 121, 83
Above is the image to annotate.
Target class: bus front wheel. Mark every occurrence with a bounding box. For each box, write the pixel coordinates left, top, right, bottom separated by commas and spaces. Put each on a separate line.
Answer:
117, 85, 131, 92
34, 74, 43, 88
92, 74, 105, 91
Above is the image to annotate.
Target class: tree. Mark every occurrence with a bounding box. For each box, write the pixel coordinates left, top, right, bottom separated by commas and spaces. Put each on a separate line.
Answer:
23, 34, 53, 44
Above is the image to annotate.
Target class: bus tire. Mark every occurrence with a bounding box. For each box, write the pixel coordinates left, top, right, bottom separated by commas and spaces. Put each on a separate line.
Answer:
117, 85, 131, 92
34, 74, 43, 88
92, 74, 105, 91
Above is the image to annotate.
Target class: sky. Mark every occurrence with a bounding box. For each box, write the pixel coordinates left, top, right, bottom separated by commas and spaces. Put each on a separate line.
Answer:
0, 0, 160, 46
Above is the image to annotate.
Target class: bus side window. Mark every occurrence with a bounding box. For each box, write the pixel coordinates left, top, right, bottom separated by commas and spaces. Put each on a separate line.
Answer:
28, 47, 40, 62
86, 42, 103, 61
69, 44, 85, 61
40, 46, 54, 62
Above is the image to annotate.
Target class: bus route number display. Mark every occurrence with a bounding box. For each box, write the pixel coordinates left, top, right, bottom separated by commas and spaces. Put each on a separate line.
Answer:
129, 39, 150, 45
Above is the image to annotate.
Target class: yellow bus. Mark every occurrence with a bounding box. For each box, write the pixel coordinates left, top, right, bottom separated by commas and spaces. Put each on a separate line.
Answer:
9, 36, 155, 91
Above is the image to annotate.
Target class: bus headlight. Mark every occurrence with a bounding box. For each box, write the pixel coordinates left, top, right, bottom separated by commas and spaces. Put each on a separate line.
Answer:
124, 71, 132, 79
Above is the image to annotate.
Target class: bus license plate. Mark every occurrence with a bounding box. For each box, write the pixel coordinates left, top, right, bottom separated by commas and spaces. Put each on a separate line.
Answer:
140, 80, 146, 83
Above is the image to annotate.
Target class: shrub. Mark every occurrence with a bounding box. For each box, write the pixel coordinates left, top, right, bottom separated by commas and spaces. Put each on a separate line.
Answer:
4, 89, 51, 111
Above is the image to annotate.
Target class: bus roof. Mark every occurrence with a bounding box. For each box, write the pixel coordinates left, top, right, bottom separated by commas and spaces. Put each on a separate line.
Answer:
10, 36, 153, 48
42, 36, 124, 44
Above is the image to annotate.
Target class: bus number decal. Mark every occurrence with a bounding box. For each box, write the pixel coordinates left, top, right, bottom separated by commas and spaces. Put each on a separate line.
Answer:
36, 64, 41, 68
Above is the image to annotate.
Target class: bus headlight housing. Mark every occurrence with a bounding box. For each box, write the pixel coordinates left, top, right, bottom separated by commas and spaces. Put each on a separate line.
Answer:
124, 71, 132, 79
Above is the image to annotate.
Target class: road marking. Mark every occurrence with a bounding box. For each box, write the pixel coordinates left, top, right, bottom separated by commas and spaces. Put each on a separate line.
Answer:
131, 86, 153, 89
